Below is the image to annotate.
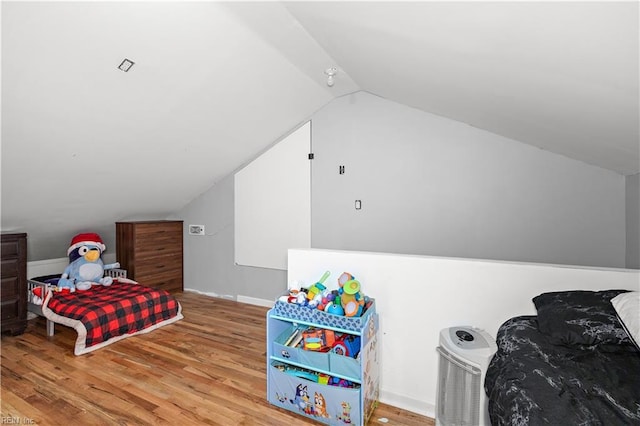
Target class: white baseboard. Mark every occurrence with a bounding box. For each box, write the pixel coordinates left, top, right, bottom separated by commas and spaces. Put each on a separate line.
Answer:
183, 289, 275, 308
236, 295, 275, 308
183, 288, 236, 301
379, 390, 435, 419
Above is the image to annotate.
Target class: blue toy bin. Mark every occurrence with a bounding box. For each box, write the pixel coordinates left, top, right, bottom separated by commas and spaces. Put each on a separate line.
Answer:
273, 325, 330, 371
329, 353, 361, 379
268, 361, 362, 425
273, 296, 376, 333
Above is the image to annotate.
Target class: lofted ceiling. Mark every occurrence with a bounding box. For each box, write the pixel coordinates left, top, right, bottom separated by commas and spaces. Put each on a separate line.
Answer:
1, 1, 638, 261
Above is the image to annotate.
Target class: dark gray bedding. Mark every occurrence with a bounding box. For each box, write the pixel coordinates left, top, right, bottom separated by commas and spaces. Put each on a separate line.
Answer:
485, 315, 640, 425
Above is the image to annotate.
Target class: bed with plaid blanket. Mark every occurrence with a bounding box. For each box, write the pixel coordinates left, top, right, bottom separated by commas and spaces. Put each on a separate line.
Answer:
41, 279, 183, 355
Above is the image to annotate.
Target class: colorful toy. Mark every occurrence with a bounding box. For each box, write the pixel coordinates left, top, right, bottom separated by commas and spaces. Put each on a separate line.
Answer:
302, 327, 336, 351
341, 277, 360, 295
317, 374, 330, 385
341, 292, 364, 317
331, 334, 361, 358
315, 288, 334, 311
279, 363, 355, 388
338, 272, 355, 287
329, 377, 353, 388
324, 299, 345, 316
31, 287, 45, 304
302, 328, 324, 351
336, 272, 366, 316
307, 271, 330, 301
340, 279, 365, 317
281, 270, 370, 319
287, 369, 319, 382
58, 233, 120, 291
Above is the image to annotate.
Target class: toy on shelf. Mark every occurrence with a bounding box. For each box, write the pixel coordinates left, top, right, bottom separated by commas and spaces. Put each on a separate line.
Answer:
324, 297, 345, 316
331, 334, 361, 358
278, 281, 306, 304
338, 273, 365, 317
307, 271, 330, 301
302, 328, 336, 351
280, 270, 370, 318
328, 377, 353, 388
284, 327, 304, 347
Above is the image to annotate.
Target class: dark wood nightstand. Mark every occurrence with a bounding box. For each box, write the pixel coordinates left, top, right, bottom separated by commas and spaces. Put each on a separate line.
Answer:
1, 232, 27, 336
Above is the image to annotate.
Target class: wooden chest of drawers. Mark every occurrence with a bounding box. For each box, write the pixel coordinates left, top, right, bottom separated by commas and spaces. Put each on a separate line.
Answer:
116, 221, 183, 293
1, 232, 27, 336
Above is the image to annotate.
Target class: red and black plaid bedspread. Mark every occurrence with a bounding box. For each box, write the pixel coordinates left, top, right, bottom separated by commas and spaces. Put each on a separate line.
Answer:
46, 280, 181, 348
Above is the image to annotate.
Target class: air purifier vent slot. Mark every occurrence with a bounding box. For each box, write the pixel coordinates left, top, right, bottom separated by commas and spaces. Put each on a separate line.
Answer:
435, 326, 497, 426
436, 346, 481, 425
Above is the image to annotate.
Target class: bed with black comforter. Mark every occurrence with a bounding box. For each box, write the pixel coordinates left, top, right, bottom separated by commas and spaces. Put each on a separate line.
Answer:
485, 290, 640, 426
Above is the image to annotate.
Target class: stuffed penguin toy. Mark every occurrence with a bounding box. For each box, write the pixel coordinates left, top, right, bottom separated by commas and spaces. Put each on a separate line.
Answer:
58, 233, 120, 291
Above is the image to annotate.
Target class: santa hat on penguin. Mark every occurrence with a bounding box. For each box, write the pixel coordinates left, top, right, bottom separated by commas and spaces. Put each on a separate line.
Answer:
58, 232, 120, 292
67, 232, 106, 255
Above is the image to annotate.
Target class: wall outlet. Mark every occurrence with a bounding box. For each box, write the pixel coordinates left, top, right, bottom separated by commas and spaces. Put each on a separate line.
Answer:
189, 224, 205, 235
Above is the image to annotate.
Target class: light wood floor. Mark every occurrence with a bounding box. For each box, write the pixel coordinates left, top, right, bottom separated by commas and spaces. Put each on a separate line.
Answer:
1, 292, 434, 425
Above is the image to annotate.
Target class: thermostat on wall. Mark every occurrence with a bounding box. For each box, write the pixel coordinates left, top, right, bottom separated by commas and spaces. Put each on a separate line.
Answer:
189, 225, 205, 235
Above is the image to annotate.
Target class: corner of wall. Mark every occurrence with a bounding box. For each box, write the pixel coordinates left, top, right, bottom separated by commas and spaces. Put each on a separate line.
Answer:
626, 173, 640, 269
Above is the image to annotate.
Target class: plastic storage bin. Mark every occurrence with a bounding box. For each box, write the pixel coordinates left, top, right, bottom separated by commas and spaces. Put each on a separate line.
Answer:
273, 325, 331, 371
269, 362, 362, 425
272, 297, 376, 332
267, 307, 379, 426
329, 353, 361, 379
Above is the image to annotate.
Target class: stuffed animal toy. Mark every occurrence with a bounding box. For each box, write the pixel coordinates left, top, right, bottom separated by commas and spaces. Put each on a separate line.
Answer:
58, 233, 120, 291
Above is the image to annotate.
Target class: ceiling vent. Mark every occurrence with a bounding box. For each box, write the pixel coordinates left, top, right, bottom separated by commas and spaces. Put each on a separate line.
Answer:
118, 59, 134, 72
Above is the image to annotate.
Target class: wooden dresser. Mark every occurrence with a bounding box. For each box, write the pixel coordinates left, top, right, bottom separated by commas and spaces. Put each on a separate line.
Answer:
116, 221, 183, 293
1, 232, 27, 336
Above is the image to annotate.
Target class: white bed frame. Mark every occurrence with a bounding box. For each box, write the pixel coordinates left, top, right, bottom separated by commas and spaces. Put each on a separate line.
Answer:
27, 268, 128, 336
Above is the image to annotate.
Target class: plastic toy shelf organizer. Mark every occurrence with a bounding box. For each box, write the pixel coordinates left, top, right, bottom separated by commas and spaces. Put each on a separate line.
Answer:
266, 297, 379, 425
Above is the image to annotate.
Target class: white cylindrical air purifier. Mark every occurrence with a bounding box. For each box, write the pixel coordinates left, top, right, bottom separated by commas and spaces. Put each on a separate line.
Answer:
436, 327, 497, 426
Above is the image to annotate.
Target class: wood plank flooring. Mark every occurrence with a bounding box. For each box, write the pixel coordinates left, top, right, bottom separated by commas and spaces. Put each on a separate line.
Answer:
1, 292, 434, 425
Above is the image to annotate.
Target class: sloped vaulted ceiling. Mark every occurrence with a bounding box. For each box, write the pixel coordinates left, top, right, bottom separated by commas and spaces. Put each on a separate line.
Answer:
1, 1, 638, 261
284, 1, 639, 175
1, 1, 357, 259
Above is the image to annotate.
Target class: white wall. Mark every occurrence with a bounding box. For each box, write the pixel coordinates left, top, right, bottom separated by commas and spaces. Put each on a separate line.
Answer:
627, 173, 640, 268
312, 91, 626, 268
235, 121, 311, 270
178, 90, 628, 301
287, 248, 640, 418
176, 174, 288, 301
